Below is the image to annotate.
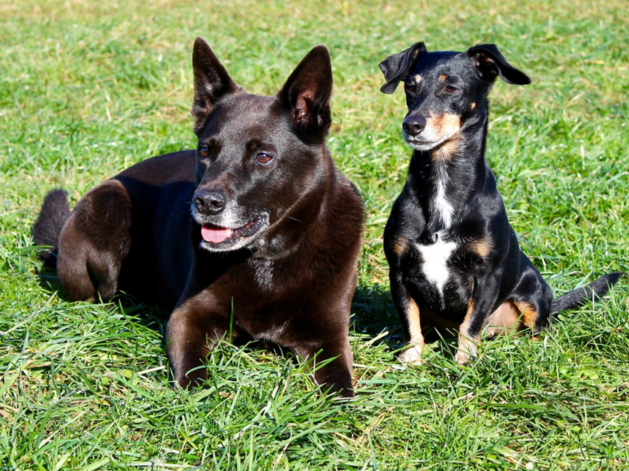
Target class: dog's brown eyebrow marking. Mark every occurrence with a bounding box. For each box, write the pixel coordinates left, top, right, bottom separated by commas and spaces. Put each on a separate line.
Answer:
470, 102, 476, 110
439, 74, 448, 83
413, 74, 422, 83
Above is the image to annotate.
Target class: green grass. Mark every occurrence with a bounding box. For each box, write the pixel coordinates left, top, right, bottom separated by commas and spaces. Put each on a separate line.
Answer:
1, 0, 628, 468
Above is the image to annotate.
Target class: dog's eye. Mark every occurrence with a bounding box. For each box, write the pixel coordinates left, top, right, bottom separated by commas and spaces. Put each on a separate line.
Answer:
256, 152, 273, 164
444, 85, 458, 93
405, 83, 415, 93
199, 147, 209, 158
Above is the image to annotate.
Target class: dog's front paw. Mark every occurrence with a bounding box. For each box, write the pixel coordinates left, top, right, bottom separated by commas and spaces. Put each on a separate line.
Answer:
399, 345, 423, 366
455, 344, 478, 365
455, 350, 471, 365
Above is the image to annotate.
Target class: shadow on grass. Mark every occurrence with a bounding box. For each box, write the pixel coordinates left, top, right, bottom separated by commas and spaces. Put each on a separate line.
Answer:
36, 259, 169, 335
351, 283, 460, 359
37, 261, 462, 362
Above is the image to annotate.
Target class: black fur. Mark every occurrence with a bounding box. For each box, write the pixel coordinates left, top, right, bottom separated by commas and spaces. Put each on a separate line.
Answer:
379, 42, 623, 366
551, 272, 624, 314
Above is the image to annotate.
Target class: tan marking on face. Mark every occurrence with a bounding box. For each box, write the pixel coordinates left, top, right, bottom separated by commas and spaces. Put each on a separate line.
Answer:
514, 301, 538, 329
456, 297, 481, 364
466, 238, 492, 258
413, 74, 422, 83
439, 74, 447, 83
484, 300, 521, 337
470, 102, 476, 110
424, 113, 462, 149
431, 136, 461, 161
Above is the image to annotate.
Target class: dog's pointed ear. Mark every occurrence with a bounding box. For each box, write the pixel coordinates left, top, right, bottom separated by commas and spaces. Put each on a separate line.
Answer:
191, 37, 242, 134
277, 45, 333, 138
379, 42, 427, 94
466, 44, 531, 85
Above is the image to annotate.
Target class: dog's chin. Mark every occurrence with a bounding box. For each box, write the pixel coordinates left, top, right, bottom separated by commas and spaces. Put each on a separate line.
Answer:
197, 216, 269, 253
403, 132, 454, 152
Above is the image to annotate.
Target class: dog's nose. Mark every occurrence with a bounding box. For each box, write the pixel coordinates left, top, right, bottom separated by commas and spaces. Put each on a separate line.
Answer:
402, 115, 427, 137
194, 189, 226, 215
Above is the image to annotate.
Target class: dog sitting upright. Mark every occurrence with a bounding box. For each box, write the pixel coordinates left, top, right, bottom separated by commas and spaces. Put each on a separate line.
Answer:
33, 37, 364, 397
378, 42, 622, 365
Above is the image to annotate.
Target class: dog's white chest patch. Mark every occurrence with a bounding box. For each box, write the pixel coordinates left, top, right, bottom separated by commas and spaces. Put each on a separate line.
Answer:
252, 259, 274, 291
434, 165, 454, 228
434, 179, 454, 228
415, 233, 457, 295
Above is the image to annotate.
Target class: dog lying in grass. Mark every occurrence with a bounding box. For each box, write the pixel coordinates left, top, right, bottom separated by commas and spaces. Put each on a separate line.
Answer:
378, 41, 622, 365
33, 37, 364, 398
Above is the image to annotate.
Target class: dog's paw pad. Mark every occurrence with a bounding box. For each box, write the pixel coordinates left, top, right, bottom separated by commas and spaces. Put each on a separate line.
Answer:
399, 346, 423, 366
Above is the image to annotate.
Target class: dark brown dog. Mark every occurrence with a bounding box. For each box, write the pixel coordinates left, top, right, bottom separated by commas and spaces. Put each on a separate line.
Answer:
33, 37, 364, 397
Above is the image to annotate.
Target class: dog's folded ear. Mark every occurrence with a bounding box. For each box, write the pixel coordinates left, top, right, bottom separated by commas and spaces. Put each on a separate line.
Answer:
191, 37, 242, 134
466, 44, 531, 85
277, 45, 333, 139
379, 42, 427, 94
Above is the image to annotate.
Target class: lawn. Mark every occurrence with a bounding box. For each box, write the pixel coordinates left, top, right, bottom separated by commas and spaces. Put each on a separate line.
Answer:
1, 0, 628, 469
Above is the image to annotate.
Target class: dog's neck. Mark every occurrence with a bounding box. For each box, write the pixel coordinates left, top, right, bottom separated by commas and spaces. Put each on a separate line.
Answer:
408, 102, 491, 239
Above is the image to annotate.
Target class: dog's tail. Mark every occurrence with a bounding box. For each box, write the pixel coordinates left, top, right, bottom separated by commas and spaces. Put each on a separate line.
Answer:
551, 272, 624, 314
32, 189, 71, 268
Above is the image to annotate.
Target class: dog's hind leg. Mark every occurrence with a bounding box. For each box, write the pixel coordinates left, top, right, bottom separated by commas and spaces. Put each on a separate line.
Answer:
56, 180, 133, 302
509, 253, 553, 334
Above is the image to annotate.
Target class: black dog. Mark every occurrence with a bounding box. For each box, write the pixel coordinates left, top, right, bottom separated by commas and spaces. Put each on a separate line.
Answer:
378, 42, 622, 365
33, 38, 364, 397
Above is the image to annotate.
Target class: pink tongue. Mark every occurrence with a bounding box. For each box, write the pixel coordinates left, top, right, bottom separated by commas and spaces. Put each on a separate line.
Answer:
201, 225, 232, 243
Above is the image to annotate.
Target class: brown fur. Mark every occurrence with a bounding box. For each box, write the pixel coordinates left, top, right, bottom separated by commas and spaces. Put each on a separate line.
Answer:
431, 136, 461, 161
456, 298, 481, 365
424, 113, 461, 143
466, 238, 492, 258
398, 292, 424, 365
34, 39, 364, 398
484, 300, 521, 337
390, 237, 408, 256
514, 300, 538, 330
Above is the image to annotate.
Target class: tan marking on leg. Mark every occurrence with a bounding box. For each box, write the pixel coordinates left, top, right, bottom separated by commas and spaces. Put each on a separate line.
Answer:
514, 301, 538, 330
439, 74, 447, 83
465, 237, 492, 258
456, 298, 480, 365
484, 300, 521, 337
470, 102, 476, 110
399, 297, 424, 366
390, 237, 408, 256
